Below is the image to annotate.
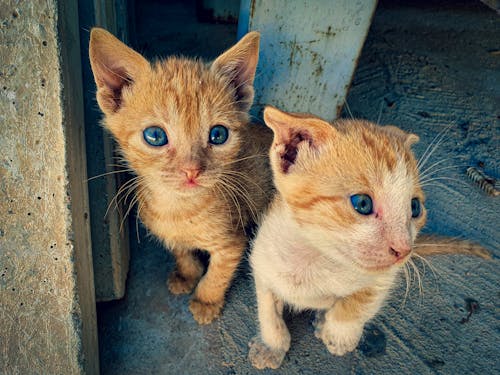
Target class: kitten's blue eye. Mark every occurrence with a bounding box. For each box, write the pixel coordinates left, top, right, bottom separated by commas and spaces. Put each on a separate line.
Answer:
209, 125, 229, 145
350, 194, 373, 215
411, 198, 421, 218
143, 126, 168, 147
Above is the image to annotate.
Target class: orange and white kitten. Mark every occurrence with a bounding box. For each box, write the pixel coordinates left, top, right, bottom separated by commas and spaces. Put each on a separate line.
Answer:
89, 28, 273, 324
248, 106, 490, 369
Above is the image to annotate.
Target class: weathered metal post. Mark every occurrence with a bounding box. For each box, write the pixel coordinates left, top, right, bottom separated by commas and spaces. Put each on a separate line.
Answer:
238, 0, 377, 120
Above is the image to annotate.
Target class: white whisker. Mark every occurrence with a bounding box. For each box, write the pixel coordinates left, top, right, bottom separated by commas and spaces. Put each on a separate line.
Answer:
412, 252, 438, 284
417, 124, 452, 171
408, 259, 423, 303
218, 181, 244, 229
86, 168, 134, 182
220, 176, 259, 222
376, 98, 384, 125
402, 263, 411, 307
344, 99, 354, 120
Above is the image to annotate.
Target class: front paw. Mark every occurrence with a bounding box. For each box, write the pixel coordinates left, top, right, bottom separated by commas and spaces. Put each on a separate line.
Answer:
316, 321, 363, 356
189, 298, 223, 324
167, 271, 197, 295
248, 336, 287, 369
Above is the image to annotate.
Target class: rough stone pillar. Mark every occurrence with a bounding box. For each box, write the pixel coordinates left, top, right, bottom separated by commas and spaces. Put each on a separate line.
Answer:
0, 1, 99, 374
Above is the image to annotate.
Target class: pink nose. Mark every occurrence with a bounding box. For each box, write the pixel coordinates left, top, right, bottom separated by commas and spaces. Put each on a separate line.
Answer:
182, 168, 200, 181
389, 246, 411, 260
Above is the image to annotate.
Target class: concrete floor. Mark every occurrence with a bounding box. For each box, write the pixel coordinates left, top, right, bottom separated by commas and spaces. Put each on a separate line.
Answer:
97, 1, 499, 374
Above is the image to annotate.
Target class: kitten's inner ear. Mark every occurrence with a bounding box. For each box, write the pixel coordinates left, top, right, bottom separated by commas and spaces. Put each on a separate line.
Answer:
279, 130, 313, 173
263, 106, 332, 173
211, 32, 260, 111
89, 27, 149, 113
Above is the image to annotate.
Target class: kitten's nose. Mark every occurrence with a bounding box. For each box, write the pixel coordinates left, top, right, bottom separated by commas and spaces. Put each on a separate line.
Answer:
182, 167, 200, 181
389, 245, 411, 260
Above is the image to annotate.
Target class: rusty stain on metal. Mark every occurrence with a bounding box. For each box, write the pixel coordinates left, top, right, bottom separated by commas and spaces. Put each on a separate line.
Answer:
315, 25, 337, 38
250, 0, 256, 19
314, 63, 323, 77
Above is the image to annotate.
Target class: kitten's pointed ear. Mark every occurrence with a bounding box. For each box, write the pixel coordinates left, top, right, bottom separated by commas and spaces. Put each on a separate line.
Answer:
383, 125, 419, 147
211, 31, 260, 111
263, 106, 334, 174
89, 27, 149, 114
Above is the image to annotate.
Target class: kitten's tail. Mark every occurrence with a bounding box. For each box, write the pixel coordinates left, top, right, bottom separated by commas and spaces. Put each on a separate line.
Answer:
413, 234, 492, 260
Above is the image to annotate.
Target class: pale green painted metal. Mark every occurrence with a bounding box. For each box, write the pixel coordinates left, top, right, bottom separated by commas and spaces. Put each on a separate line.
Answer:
238, 0, 377, 120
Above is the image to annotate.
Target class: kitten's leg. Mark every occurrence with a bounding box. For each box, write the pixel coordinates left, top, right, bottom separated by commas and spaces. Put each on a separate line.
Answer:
168, 249, 204, 295
314, 287, 387, 356
189, 237, 245, 324
248, 278, 290, 369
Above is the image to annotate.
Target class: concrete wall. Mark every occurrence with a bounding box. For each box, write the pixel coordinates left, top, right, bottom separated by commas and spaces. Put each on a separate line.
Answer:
0, 1, 98, 374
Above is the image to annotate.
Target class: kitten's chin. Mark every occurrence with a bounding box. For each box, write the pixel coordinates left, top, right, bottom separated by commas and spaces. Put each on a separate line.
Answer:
362, 263, 398, 273
357, 255, 410, 273
174, 183, 207, 196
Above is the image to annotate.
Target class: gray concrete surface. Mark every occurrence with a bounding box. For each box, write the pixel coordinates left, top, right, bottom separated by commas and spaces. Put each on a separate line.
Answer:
0, 1, 98, 374
97, 1, 499, 374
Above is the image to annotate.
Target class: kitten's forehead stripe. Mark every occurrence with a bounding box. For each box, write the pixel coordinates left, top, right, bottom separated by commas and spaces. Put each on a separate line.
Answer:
288, 194, 341, 210
133, 58, 241, 143
358, 127, 399, 173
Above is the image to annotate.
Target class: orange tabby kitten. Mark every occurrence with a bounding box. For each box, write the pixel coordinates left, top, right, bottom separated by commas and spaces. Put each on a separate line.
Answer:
248, 106, 490, 369
89, 28, 273, 324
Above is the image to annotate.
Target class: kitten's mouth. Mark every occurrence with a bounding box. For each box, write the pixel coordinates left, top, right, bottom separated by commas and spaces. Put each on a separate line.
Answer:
183, 179, 199, 188
177, 177, 211, 192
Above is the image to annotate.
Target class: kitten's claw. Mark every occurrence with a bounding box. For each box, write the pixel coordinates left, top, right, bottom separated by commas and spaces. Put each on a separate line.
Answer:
189, 298, 222, 324
167, 271, 197, 295
316, 321, 363, 356
248, 336, 286, 369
